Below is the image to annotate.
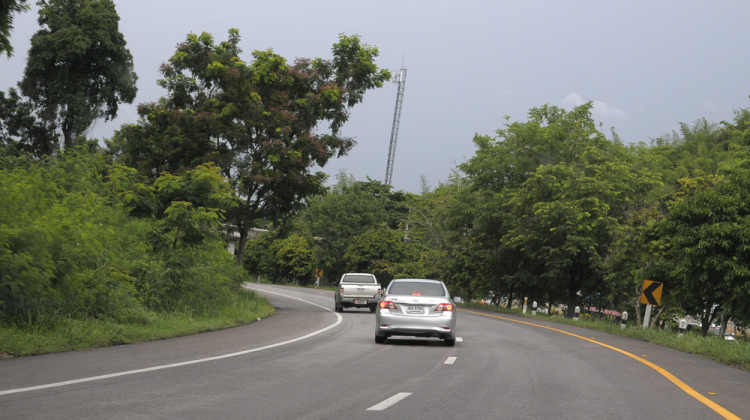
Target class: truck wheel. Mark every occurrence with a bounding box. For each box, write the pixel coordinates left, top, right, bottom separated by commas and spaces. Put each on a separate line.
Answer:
375, 334, 386, 344
369, 304, 376, 313
444, 337, 456, 346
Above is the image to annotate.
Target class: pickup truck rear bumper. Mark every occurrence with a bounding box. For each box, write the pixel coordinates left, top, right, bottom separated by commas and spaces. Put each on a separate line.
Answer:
339, 297, 379, 307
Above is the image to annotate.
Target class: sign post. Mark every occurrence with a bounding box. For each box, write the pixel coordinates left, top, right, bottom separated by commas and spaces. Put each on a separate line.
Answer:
314, 268, 323, 288
639, 280, 663, 329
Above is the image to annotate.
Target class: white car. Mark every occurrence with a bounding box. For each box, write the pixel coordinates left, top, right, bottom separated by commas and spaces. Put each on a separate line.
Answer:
375, 278, 460, 346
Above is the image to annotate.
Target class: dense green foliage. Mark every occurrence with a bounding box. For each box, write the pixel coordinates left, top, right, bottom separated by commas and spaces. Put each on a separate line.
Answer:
0, 149, 254, 329
0, 87, 58, 157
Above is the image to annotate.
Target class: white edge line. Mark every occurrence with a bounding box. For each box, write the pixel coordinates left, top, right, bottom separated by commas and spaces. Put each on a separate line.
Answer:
367, 392, 412, 411
0, 287, 342, 396
444, 356, 457, 365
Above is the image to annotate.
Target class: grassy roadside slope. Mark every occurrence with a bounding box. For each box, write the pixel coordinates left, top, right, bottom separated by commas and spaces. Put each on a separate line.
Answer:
0, 289, 274, 358
460, 302, 750, 371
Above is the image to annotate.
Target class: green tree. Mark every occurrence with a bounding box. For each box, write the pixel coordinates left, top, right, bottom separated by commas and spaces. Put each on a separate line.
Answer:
344, 227, 415, 285
107, 163, 237, 250
0, 0, 28, 57
115, 30, 390, 265
19, 0, 137, 149
297, 172, 408, 282
654, 166, 750, 336
461, 103, 659, 316
275, 234, 314, 283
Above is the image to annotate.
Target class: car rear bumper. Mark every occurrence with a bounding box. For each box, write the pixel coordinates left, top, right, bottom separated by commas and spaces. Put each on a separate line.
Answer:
376, 311, 456, 338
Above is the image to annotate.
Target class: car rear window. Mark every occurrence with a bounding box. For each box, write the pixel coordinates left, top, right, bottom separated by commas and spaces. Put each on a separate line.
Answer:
388, 281, 446, 297
342, 275, 376, 283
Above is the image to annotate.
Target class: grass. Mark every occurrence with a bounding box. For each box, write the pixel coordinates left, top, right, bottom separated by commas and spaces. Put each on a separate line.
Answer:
460, 301, 750, 371
0, 289, 275, 358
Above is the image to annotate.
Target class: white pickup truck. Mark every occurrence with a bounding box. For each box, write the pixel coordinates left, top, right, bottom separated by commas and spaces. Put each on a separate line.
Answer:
334, 273, 381, 312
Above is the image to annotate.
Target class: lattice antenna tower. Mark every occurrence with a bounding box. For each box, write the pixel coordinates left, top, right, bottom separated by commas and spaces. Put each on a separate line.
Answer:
384, 65, 407, 186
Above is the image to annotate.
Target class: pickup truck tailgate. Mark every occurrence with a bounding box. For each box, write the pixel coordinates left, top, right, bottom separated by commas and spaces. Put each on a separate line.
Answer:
341, 284, 379, 297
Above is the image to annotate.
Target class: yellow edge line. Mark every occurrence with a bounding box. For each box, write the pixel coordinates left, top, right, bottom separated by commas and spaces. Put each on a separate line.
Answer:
460, 309, 741, 420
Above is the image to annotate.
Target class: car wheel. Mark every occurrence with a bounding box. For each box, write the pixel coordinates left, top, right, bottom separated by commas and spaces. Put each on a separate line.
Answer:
444, 337, 456, 346
375, 334, 386, 344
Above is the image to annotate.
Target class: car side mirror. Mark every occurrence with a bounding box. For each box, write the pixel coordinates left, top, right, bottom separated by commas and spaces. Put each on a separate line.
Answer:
375, 293, 382, 299
453, 296, 463, 303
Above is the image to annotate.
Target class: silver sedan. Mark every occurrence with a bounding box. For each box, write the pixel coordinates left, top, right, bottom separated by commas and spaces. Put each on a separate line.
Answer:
375, 278, 460, 346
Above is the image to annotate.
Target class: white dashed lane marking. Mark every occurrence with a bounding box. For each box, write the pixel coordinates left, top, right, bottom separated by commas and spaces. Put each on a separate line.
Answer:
457, 337, 463, 342
444, 357, 457, 365
367, 392, 412, 411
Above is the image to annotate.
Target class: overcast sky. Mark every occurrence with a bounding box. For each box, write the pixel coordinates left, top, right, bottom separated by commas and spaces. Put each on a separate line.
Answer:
3, 1, 749, 193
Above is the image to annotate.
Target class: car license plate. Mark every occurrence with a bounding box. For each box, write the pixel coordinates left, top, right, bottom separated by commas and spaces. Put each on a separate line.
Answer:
354, 299, 366, 304
407, 306, 423, 313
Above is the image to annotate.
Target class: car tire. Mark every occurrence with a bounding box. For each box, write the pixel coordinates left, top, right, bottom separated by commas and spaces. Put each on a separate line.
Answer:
444, 337, 456, 346
375, 334, 386, 344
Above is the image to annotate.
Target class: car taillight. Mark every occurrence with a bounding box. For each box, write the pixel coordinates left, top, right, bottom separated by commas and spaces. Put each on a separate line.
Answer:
340, 287, 344, 293
435, 303, 454, 312
378, 288, 382, 294
379, 301, 397, 310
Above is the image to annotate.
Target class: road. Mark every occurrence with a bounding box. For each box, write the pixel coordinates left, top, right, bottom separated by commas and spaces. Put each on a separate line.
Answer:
1, 284, 748, 419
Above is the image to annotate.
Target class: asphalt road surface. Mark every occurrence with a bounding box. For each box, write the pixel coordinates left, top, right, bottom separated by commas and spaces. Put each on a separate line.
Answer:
1, 284, 749, 419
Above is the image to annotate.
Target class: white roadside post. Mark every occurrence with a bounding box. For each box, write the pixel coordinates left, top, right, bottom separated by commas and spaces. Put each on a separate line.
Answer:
523, 297, 528, 314
678, 319, 687, 337
532, 301, 537, 316
642, 304, 652, 329
621, 311, 628, 329
573, 306, 580, 321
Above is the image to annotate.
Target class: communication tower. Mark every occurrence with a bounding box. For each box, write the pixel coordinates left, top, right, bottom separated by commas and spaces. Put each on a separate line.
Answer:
384, 66, 407, 186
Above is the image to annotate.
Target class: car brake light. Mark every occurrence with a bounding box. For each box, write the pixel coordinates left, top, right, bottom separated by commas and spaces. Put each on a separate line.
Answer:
379, 301, 397, 310
435, 303, 454, 312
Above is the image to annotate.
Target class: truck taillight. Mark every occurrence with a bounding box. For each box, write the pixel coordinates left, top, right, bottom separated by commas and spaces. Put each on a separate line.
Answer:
378, 288, 382, 294
435, 303, 454, 312
379, 301, 397, 310
340, 287, 344, 293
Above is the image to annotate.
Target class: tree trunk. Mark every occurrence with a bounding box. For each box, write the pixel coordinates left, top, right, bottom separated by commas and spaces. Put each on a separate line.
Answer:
566, 290, 578, 318
650, 305, 666, 329
235, 223, 248, 266
719, 309, 727, 339
506, 283, 515, 309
